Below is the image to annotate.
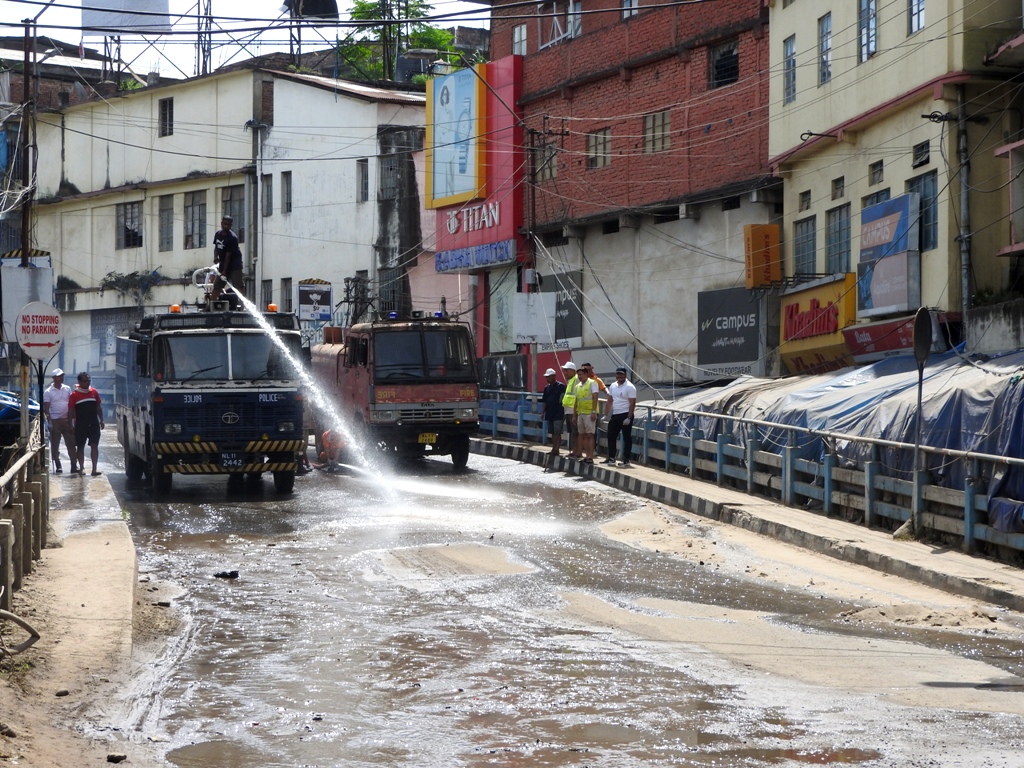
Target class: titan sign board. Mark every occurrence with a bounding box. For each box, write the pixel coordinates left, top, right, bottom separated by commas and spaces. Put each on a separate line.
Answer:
697, 287, 763, 378
426, 66, 487, 207
431, 57, 525, 273
857, 193, 921, 318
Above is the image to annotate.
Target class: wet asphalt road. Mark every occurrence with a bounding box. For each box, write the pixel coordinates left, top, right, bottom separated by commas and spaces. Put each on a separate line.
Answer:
102, 442, 1024, 768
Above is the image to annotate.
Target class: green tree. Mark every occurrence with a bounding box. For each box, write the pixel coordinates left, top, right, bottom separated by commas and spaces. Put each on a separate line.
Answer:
339, 0, 454, 81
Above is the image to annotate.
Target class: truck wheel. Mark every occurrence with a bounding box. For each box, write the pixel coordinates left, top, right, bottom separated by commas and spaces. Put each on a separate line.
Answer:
124, 444, 145, 484
450, 435, 470, 471
273, 470, 295, 493
152, 463, 172, 494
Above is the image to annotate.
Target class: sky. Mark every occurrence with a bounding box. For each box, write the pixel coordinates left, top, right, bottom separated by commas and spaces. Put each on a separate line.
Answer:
0, 0, 490, 79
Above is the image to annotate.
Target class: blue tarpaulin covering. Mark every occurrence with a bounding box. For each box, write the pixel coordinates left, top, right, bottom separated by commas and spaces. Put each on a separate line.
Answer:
653, 349, 1024, 533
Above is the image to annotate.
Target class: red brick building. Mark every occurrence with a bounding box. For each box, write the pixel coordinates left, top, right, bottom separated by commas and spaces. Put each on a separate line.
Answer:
485, 0, 782, 385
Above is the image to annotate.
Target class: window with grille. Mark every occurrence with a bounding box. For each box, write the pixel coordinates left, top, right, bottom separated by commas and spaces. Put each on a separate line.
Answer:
643, 111, 670, 153
818, 14, 832, 85
380, 155, 400, 200
158, 98, 173, 137
587, 129, 611, 169
221, 185, 245, 243
831, 176, 845, 200
908, 0, 924, 35
912, 140, 930, 168
281, 171, 292, 214
356, 158, 369, 202
798, 190, 811, 211
535, 143, 557, 181
869, 160, 884, 185
826, 204, 851, 273
261, 174, 273, 217
512, 24, 527, 55
158, 195, 173, 252
794, 216, 816, 275
859, 0, 877, 63
906, 170, 938, 251
783, 36, 796, 104
184, 191, 206, 249
116, 202, 142, 249
280, 277, 293, 312
862, 189, 890, 208
710, 40, 739, 88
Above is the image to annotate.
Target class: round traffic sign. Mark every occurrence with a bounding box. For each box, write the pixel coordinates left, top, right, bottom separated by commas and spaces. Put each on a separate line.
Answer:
16, 302, 63, 361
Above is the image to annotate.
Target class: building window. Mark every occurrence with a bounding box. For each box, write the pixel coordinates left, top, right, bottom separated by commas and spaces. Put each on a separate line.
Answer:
356, 158, 369, 202
539, 1, 567, 48
710, 39, 739, 88
798, 190, 812, 211
380, 155, 400, 200
912, 140, 930, 167
907, 170, 938, 251
221, 184, 245, 243
281, 171, 292, 214
818, 14, 832, 85
863, 189, 890, 208
535, 143, 557, 181
280, 278, 293, 313
869, 160, 884, 185
158, 194, 173, 252
783, 36, 796, 104
826, 204, 851, 273
512, 23, 527, 55
261, 174, 273, 217
908, 0, 924, 35
587, 128, 611, 169
831, 176, 845, 200
184, 191, 206, 249
794, 216, 816, 275
643, 110, 671, 153
116, 202, 142, 249
158, 97, 173, 137
622, 0, 639, 19
568, 2, 582, 37
722, 196, 741, 211
859, 0, 877, 63
262, 279, 272, 308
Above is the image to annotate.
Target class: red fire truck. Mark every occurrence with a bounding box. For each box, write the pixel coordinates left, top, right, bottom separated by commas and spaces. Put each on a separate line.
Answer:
310, 313, 479, 469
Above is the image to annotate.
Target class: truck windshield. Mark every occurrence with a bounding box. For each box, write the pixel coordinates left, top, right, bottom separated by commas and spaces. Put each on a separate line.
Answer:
373, 328, 476, 381
160, 333, 302, 382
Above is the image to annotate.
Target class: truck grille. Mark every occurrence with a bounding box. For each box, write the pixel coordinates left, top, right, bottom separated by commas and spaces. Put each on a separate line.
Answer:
398, 408, 456, 422
162, 401, 298, 442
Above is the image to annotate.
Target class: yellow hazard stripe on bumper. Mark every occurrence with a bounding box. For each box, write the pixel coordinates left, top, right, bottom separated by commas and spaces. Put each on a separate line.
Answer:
153, 442, 219, 453
244, 440, 306, 452
164, 462, 298, 474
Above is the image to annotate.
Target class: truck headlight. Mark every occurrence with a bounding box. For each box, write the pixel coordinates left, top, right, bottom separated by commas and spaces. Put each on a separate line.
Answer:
372, 410, 395, 423
459, 408, 477, 419
164, 423, 182, 435
277, 421, 294, 433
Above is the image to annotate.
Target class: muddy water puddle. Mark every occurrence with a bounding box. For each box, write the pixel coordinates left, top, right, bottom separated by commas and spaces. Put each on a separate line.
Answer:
111, 453, 1024, 766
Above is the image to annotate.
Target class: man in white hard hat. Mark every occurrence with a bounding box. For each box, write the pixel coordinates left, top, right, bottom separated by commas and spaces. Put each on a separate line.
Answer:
43, 368, 78, 474
540, 367, 567, 471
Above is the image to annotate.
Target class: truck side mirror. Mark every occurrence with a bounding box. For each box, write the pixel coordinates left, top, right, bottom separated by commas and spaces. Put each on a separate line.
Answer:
357, 338, 368, 367
136, 344, 149, 377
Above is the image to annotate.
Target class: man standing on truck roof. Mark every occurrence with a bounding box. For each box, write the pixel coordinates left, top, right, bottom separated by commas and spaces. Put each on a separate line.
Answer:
211, 215, 243, 304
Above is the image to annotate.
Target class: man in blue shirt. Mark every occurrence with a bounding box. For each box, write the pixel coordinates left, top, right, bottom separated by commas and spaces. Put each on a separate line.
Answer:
540, 367, 566, 472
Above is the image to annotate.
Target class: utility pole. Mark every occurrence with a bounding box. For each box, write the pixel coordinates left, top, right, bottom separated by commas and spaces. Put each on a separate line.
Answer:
957, 86, 972, 316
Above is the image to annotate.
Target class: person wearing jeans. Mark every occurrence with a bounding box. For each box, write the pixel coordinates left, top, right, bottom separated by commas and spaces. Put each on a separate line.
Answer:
603, 367, 637, 468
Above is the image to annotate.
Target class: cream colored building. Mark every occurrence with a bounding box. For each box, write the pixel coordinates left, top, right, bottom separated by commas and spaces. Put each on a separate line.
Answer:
31, 67, 460, 377
768, 0, 1021, 336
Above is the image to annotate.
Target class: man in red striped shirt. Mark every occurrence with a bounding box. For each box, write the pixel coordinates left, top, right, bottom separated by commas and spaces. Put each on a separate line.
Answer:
68, 372, 105, 476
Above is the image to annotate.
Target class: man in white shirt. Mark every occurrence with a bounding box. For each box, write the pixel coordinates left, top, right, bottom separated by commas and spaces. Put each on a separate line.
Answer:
42, 368, 78, 474
603, 366, 637, 468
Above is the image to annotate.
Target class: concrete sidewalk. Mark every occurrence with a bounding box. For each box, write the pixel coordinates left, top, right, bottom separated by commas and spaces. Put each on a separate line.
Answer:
472, 437, 1024, 612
